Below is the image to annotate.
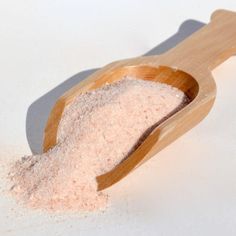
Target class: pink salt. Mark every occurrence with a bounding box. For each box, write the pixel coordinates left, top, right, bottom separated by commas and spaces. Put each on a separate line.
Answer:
9, 77, 189, 212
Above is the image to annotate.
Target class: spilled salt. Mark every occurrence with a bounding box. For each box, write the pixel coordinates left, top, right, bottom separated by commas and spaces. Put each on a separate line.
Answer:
9, 77, 189, 212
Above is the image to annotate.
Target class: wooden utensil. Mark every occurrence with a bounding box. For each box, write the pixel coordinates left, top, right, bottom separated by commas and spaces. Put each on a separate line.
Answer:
43, 9, 236, 191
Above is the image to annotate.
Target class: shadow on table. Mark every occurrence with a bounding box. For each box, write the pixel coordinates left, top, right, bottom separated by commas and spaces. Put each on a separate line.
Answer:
26, 19, 205, 154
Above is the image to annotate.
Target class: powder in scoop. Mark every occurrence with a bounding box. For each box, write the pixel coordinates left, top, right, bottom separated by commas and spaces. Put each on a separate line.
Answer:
9, 77, 189, 212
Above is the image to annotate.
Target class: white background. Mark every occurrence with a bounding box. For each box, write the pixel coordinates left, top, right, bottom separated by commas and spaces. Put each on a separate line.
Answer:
0, 1, 236, 235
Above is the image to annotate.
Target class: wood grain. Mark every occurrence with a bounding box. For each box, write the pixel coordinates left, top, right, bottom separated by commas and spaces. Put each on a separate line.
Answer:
43, 10, 236, 190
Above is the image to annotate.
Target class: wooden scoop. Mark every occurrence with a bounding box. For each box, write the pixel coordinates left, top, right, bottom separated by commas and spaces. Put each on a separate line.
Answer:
43, 10, 236, 191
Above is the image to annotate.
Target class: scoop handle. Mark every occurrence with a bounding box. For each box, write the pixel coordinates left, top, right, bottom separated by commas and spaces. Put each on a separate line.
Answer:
161, 10, 236, 73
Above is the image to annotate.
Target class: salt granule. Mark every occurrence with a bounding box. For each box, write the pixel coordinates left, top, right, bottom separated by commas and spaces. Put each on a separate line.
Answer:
9, 77, 189, 212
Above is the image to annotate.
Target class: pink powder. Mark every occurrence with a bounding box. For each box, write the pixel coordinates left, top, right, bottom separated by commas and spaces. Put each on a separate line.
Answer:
9, 77, 189, 212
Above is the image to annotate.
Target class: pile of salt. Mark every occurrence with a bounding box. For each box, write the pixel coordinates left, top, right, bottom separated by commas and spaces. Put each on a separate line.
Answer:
9, 77, 189, 211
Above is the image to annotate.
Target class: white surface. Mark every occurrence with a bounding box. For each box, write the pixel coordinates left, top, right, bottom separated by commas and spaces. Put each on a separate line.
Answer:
0, 1, 236, 235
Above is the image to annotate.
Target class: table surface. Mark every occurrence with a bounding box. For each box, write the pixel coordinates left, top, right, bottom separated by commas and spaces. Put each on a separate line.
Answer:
0, 1, 236, 235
